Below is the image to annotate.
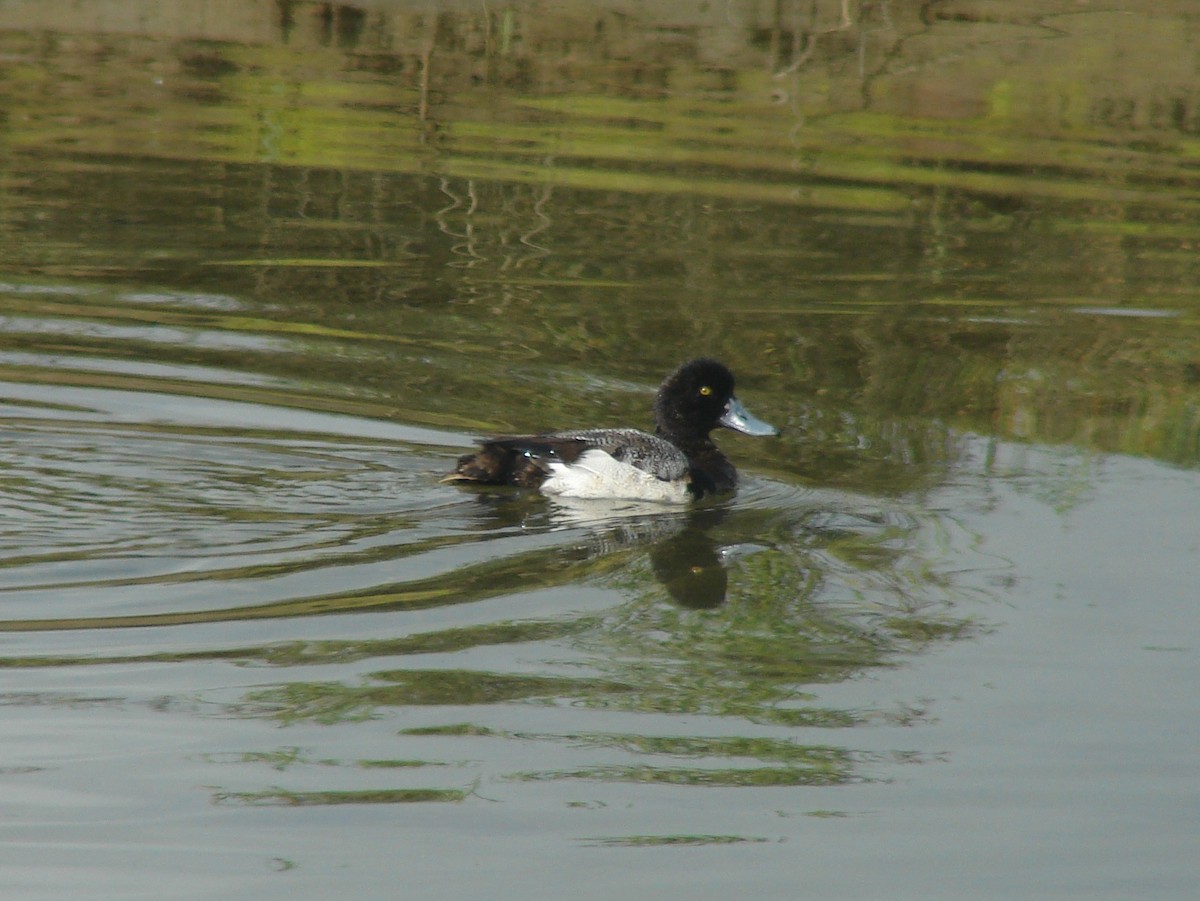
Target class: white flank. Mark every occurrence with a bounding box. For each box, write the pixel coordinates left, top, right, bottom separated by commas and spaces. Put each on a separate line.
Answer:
539, 449, 690, 503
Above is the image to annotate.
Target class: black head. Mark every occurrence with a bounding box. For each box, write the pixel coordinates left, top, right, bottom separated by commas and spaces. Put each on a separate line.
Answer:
653, 358, 777, 441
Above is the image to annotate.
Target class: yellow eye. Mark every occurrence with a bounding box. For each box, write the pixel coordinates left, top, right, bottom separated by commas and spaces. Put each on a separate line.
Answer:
699, 385, 712, 397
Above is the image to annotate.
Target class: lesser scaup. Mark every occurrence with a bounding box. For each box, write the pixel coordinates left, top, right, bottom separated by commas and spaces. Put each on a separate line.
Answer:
443, 358, 778, 502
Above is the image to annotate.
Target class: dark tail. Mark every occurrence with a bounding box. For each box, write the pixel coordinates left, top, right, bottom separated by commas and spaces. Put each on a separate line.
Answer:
442, 440, 558, 489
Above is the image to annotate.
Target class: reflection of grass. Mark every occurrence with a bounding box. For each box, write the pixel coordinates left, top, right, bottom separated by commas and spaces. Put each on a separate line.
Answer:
213, 787, 467, 806
6, 12, 1200, 481
401, 722, 498, 737
231, 499, 971, 801
204, 745, 449, 771
240, 669, 631, 724
5, 471, 969, 798
204, 744, 464, 809
571, 511, 984, 726
881, 614, 976, 642
214, 747, 330, 771
555, 733, 851, 765
254, 618, 596, 666
583, 834, 770, 847
398, 723, 940, 774
511, 764, 860, 788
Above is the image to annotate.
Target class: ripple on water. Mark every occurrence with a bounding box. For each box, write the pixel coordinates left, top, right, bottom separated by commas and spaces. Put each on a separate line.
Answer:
0, 381, 468, 625
0, 350, 992, 876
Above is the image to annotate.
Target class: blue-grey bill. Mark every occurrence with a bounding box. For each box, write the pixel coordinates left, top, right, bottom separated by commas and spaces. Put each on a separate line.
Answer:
719, 396, 779, 436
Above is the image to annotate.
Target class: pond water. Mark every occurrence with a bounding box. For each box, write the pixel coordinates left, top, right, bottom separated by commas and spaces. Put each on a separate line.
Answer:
1, 1, 1198, 898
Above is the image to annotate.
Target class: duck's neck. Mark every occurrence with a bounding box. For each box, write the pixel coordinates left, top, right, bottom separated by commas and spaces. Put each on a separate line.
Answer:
654, 422, 713, 456
655, 426, 737, 495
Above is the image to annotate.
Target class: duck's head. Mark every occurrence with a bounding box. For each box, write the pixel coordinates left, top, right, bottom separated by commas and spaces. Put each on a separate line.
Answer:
653, 358, 779, 441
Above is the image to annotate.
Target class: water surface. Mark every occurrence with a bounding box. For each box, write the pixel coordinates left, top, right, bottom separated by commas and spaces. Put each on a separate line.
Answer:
0, 2, 1197, 899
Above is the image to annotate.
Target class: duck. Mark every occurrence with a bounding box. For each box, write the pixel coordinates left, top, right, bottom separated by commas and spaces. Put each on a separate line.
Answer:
442, 358, 778, 503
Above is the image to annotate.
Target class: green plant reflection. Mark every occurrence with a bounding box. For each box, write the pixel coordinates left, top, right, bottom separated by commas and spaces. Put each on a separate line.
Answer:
215, 494, 975, 798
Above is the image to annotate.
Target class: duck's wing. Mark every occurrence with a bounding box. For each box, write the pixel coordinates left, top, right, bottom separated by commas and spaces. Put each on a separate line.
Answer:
446, 429, 689, 488
548, 429, 690, 482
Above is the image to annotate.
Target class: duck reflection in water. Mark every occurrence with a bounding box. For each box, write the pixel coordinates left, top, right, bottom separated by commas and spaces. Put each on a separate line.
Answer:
647, 518, 729, 609
541, 497, 737, 609
458, 492, 743, 609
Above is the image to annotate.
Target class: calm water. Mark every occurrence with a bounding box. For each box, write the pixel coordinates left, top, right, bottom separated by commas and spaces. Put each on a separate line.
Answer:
1, 2, 1198, 898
